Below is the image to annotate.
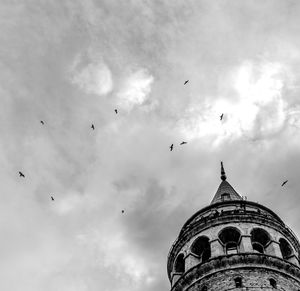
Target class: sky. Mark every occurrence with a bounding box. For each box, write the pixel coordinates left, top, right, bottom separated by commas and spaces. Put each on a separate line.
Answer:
1, 1, 300, 290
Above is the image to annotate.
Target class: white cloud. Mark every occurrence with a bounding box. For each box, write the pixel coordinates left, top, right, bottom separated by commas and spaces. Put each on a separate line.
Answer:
54, 193, 83, 215
234, 61, 284, 105
70, 57, 113, 96
287, 106, 300, 129
178, 60, 289, 143
117, 69, 154, 111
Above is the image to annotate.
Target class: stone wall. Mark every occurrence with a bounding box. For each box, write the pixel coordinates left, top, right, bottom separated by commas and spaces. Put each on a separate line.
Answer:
188, 268, 300, 291
171, 254, 300, 291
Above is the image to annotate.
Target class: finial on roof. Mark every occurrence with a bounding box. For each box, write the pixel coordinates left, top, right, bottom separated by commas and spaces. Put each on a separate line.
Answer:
221, 161, 227, 181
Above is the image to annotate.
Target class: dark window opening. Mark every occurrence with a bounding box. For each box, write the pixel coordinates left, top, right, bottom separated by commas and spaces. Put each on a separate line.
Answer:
252, 242, 264, 254
202, 249, 211, 262
279, 238, 293, 259
234, 277, 242, 288
191, 236, 211, 263
221, 193, 230, 201
174, 254, 185, 273
269, 278, 277, 288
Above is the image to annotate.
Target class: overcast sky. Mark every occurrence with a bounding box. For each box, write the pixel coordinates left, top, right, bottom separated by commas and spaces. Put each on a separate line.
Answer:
1, 1, 300, 291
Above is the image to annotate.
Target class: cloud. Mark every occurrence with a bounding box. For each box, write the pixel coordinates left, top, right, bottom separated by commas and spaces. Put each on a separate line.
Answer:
2, 1, 300, 291
76, 229, 152, 285
287, 106, 300, 129
178, 60, 290, 143
117, 69, 154, 111
70, 55, 113, 96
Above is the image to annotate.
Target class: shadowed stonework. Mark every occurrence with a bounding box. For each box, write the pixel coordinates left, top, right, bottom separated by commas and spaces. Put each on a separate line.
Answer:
167, 163, 300, 290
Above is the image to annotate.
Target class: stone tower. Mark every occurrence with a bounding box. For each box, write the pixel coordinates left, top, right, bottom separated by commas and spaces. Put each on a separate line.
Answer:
167, 163, 300, 290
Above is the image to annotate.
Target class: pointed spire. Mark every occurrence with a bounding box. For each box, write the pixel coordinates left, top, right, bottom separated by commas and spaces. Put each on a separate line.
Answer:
211, 162, 242, 204
221, 161, 226, 181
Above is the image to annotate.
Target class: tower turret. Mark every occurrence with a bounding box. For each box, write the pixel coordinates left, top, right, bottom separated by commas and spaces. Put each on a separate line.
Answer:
167, 163, 300, 291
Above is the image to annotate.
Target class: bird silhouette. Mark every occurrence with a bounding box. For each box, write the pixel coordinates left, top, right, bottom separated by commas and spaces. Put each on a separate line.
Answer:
121, 210, 124, 213
180, 141, 187, 145
220, 113, 224, 120
184, 80, 189, 85
19, 171, 25, 178
115, 109, 118, 114
170, 144, 174, 151
40, 120, 44, 125
51, 196, 55, 201
91, 124, 95, 130
281, 180, 288, 187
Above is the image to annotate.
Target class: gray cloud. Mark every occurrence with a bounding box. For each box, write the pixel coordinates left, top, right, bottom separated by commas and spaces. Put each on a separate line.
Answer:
1, 1, 300, 291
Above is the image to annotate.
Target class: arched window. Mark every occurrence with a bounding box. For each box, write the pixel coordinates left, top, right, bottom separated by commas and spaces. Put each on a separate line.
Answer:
279, 238, 293, 259
251, 228, 271, 254
269, 278, 277, 288
234, 277, 242, 288
174, 253, 185, 273
191, 236, 211, 262
218, 227, 241, 254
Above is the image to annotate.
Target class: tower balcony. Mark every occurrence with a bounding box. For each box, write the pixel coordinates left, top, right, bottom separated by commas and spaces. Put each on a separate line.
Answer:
167, 201, 300, 282
171, 253, 300, 291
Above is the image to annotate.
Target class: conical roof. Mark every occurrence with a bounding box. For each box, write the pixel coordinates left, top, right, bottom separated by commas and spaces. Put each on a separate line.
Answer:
210, 162, 242, 204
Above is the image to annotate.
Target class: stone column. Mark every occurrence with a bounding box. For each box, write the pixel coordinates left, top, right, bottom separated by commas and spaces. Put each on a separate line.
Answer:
240, 235, 253, 252
185, 253, 200, 271
288, 255, 299, 266
171, 273, 182, 286
266, 241, 282, 258
210, 239, 224, 257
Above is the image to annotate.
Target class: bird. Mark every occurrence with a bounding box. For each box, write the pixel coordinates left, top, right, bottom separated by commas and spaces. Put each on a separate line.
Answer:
220, 113, 224, 121
121, 210, 124, 213
115, 109, 118, 114
40, 120, 44, 125
19, 171, 25, 178
170, 144, 174, 151
180, 141, 187, 145
184, 80, 189, 85
91, 124, 95, 130
281, 180, 288, 187
51, 196, 55, 201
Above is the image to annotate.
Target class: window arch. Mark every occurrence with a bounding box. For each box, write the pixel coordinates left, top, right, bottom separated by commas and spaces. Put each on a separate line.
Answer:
191, 236, 211, 262
279, 238, 293, 259
174, 253, 185, 273
251, 228, 271, 254
218, 227, 241, 254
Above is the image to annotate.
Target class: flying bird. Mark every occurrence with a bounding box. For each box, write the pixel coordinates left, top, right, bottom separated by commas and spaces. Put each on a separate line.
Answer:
91, 124, 95, 130
281, 180, 288, 187
121, 210, 124, 213
51, 196, 55, 201
184, 80, 189, 85
115, 109, 118, 114
220, 113, 224, 121
170, 144, 174, 151
180, 141, 187, 145
40, 120, 44, 125
19, 171, 25, 178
